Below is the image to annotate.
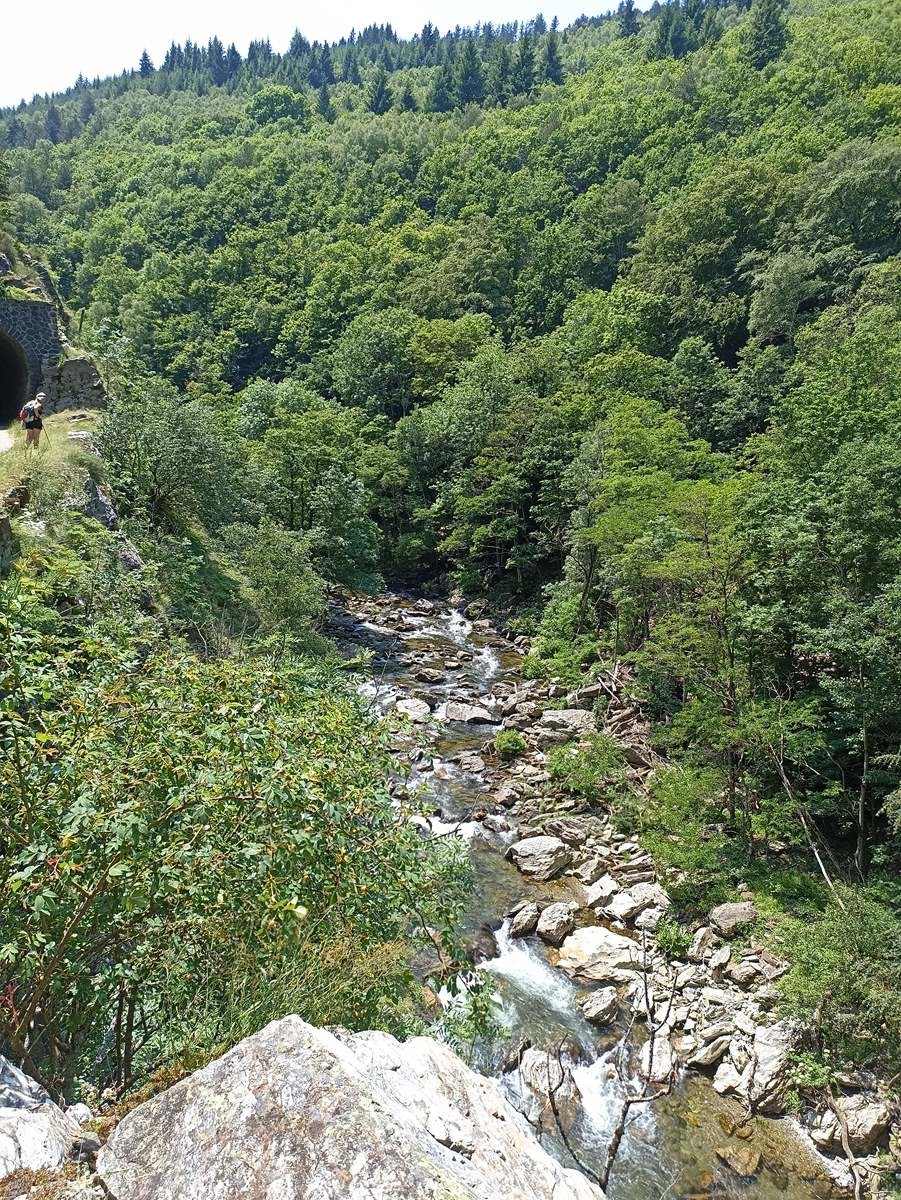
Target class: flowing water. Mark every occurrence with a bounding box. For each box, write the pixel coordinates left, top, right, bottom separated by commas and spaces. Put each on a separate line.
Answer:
332, 595, 842, 1200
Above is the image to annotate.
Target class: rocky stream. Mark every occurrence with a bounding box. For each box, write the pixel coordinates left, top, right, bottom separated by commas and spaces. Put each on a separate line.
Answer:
328, 590, 874, 1200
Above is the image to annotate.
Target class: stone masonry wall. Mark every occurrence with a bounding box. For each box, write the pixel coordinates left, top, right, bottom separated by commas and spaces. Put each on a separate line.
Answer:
0, 299, 61, 400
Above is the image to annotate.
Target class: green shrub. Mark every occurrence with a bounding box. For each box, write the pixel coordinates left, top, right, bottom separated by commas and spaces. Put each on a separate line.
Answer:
655, 917, 693, 960
493, 729, 527, 760
0, 611, 467, 1099
639, 766, 742, 916
547, 733, 625, 800
775, 887, 901, 1074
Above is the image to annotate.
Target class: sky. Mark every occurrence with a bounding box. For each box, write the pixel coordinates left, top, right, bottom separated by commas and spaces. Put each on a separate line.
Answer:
2, 0, 618, 109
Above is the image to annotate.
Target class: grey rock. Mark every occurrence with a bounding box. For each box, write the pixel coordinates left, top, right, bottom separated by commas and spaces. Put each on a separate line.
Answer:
97, 1017, 603, 1200
398, 697, 433, 723
808, 1093, 892, 1155
536, 902, 576, 946
82, 478, 118, 529
585, 874, 620, 909
117, 539, 144, 572
507, 836, 572, 881
510, 902, 541, 938
605, 882, 670, 923
688, 1036, 732, 1068
65, 1103, 93, 1127
446, 701, 496, 724
748, 1022, 796, 1114
0, 1054, 79, 1179
709, 902, 758, 937
578, 987, 619, 1026
557, 926, 641, 985
515, 1049, 582, 1135
539, 709, 596, 736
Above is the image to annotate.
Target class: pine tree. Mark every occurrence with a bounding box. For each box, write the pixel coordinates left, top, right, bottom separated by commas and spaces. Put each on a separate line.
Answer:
542, 30, 564, 84
650, 2, 695, 59
455, 38, 485, 106
208, 37, 227, 85
398, 81, 418, 111
226, 44, 242, 78
744, 0, 788, 69
6, 118, 26, 148
44, 104, 62, 144
139, 50, 154, 78
617, 0, 641, 37
79, 94, 96, 123
488, 42, 513, 106
289, 29, 310, 57
428, 63, 454, 113
342, 48, 362, 85
317, 83, 336, 122
419, 22, 440, 64
511, 35, 536, 94
0, 150, 9, 229
368, 64, 392, 114
320, 45, 336, 84
533, 13, 548, 35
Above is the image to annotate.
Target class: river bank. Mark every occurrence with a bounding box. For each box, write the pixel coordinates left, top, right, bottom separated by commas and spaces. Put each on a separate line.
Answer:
328, 589, 892, 1200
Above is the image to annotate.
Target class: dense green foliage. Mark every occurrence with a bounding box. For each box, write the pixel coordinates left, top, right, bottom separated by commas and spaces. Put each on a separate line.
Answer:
3, 0, 901, 1079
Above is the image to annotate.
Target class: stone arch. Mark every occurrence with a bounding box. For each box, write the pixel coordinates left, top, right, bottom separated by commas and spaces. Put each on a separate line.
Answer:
0, 327, 29, 425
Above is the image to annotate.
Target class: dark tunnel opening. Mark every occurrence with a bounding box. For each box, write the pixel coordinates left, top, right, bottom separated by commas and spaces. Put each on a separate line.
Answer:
0, 330, 29, 426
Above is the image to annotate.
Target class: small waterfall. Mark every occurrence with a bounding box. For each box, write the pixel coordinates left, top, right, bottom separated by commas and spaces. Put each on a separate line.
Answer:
446, 609, 473, 644
472, 644, 501, 682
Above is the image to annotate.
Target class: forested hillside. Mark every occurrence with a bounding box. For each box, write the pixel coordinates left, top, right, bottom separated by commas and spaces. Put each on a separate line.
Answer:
2, 0, 901, 1117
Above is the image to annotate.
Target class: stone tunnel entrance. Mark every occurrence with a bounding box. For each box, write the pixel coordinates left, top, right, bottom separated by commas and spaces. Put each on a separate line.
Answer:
0, 328, 29, 426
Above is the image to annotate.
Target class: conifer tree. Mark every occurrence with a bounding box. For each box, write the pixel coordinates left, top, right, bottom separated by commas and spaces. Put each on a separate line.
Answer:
543, 30, 564, 84
744, 0, 788, 69
511, 35, 536, 94
317, 83, 336, 122
617, 0, 641, 37
44, 104, 62, 144
368, 64, 392, 114
455, 38, 486, 106
226, 44, 242, 78
139, 50, 154, 78
342, 48, 362, 85
320, 45, 336, 84
398, 81, 418, 111
428, 63, 454, 112
488, 42, 513, 106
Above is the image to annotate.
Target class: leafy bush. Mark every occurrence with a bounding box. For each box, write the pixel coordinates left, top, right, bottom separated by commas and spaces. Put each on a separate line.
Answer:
776, 887, 901, 1074
493, 729, 527, 760
655, 917, 693, 960
639, 767, 740, 916
0, 609, 467, 1099
547, 734, 625, 801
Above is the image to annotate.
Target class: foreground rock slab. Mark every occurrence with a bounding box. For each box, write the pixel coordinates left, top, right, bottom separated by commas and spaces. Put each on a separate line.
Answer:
0, 1054, 79, 1178
97, 1016, 605, 1200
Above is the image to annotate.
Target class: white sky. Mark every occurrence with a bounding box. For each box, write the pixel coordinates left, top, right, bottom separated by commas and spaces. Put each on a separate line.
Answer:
3, 0, 619, 109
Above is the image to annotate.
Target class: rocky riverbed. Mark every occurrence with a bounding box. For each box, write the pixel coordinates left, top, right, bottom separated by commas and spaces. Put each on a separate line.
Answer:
328, 590, 894, 1200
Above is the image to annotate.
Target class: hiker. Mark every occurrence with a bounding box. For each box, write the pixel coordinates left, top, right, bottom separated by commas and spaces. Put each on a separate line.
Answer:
19, 391, 45, 450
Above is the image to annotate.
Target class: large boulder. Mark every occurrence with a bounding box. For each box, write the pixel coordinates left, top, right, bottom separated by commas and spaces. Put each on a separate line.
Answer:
539, 709, 596, 736
507, 836, 572, 881
515, 1048, 582, 1134
97, 1017, 603, 1200
446, 701, 496, 724
536, 902, 576, 946
579, 987, 619, 1026
709, 902, 758, 937
605, 882, 670, 923
0, 1054, 79, 1179
395, 698, 432, 723
748, 1022, 796, 1113
809, 1093, 892, 1155
557, 926, 641, 984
